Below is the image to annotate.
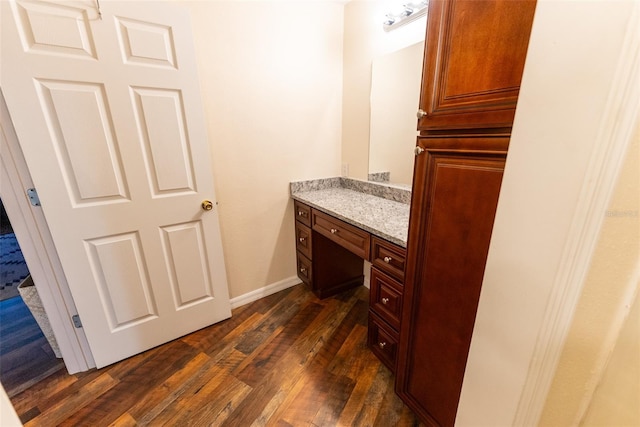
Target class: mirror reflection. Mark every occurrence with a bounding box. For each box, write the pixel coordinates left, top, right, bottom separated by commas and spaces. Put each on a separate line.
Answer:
368, 41, 424, 187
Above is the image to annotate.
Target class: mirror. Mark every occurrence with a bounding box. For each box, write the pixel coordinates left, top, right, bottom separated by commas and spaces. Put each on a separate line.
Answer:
368, 41, 424, 187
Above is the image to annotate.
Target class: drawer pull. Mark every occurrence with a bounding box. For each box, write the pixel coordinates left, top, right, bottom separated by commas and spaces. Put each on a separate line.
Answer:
383, 256, 392, 263
330, 228, 338, 234
300, 267, 306, 274
299, 237, 306, 242
298, 211, 307, 217
378, 341, 387, 349
381, 297, 389, 305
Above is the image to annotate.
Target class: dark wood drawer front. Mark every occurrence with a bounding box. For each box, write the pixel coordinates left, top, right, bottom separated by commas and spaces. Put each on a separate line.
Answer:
294, 200, 311, 227
370, 268, 403, 331
295, 223, 312, 259
312, 210, 370, 260
371, 237, 406, 282
296, 252, 312, 287
368, 311, 399, 372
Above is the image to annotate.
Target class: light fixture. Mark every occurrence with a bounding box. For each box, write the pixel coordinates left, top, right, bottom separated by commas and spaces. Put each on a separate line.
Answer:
383, 0, 428, 32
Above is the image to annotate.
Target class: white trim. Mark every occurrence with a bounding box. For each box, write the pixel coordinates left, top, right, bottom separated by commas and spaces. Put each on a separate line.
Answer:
0, 385, 21, 426
513, 4, 640, 424
0, 89, 95, 374
229, 276, 302, 309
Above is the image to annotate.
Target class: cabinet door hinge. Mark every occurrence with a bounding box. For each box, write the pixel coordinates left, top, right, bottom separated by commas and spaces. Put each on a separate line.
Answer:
72, 314, 82, 328
26, 188, 41, 206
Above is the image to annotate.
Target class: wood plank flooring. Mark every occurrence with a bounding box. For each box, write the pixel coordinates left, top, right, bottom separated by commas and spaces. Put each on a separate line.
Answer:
0, 296, 65, 397
9, 284, 422, 426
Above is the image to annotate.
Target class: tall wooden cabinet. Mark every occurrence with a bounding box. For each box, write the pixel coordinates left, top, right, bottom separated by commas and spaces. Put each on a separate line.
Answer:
396, 1, 537, 426
416, 0, 537, 132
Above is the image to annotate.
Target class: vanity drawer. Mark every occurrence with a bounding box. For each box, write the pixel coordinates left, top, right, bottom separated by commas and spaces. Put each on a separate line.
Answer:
368, 310, 399, 372
296, 252, 312, 288
294, 200, 312, 227
369, 267, 403, 332
371, 237, 406, 282
295, 222, 312, 259
312, 210, 370, 260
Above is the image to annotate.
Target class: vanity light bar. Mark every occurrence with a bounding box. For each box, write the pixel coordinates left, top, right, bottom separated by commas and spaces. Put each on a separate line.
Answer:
383, 0, 428, 32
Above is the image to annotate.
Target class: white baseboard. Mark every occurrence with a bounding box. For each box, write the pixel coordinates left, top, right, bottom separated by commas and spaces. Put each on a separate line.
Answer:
229, 276, 302, 309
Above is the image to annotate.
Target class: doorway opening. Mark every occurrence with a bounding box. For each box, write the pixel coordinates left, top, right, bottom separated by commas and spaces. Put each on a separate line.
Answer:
0, 198, 64, 397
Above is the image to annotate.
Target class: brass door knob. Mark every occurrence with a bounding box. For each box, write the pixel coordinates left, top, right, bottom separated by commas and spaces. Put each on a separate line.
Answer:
201, 200, 214, 211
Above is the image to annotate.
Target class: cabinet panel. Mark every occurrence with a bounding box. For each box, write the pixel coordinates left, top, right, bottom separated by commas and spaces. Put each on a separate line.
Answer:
371, 237, 406, 282
294, 200, 311, 227
312, 209, 370, 260
296, 252, 312, 288
418, 0, 536, 131
295, 222, 312, 259
368, 311, 399, 372
369, 267, 403, 331
397, 136, 508, 427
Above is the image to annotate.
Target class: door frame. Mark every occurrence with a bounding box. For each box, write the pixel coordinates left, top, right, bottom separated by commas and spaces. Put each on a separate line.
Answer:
0, 88, 94, 374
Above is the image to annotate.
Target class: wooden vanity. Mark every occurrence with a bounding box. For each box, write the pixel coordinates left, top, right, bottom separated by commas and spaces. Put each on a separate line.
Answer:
291, 178, 409, 373
293, 0, 537, 425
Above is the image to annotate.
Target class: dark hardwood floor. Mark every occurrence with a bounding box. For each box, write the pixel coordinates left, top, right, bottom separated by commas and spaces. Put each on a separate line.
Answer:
8, 283, 421, 426
0, 296, 65, 398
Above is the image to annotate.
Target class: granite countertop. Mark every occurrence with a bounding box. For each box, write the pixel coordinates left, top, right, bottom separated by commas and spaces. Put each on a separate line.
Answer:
290, 177, 411, 248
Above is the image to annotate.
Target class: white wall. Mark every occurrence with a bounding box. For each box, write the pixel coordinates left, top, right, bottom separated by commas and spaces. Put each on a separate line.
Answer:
457, 1, 639, 425
180, 1, 345, 298
540, 110, 639, 426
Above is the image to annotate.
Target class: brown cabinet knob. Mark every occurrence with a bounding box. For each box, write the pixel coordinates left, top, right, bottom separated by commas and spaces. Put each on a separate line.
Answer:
378, 342, 387, 349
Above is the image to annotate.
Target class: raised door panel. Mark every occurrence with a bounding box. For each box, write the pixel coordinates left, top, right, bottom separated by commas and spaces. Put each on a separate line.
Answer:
85, 232, 157, 329
131, 87, 196, 196
418, 0, 536, 131
160, 222, 216, 308
34, 80, 129, 205
397, 135, 508, 426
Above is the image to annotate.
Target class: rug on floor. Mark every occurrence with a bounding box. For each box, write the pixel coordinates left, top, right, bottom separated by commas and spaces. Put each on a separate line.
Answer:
0, 233, 30, 301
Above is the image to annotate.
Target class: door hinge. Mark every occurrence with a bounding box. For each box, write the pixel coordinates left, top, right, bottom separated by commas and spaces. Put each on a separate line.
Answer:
26, 188, 41, 206
72, 314, 83, 328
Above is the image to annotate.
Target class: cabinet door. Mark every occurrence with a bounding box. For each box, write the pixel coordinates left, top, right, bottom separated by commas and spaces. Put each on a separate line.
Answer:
397, 135, 508, 426
418, 0, 536, 132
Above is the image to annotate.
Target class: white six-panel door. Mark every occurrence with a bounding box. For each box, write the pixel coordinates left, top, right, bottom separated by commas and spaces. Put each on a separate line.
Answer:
1, 0, 231, 368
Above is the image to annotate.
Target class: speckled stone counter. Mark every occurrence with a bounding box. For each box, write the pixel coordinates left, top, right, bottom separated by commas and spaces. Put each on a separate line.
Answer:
290, 177, 411, 248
